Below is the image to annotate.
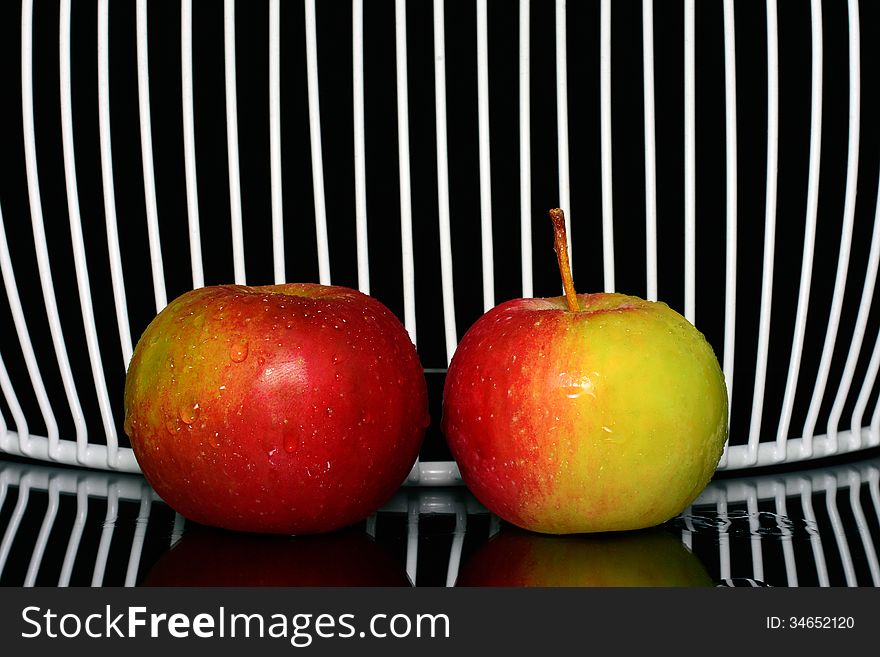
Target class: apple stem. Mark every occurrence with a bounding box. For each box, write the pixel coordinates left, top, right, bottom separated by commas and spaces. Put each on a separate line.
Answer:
549, 208, 580, 312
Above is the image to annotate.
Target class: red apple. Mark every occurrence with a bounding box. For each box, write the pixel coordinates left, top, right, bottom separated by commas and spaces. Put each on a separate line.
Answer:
442, 210, 728, 534
124, 283, 428, 534
456, 527, 713, 587
142, 526, 411, 586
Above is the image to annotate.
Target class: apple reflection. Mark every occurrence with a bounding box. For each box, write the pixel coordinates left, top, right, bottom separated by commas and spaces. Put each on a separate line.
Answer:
142, 526, 411, 587
457, 527, 713, 587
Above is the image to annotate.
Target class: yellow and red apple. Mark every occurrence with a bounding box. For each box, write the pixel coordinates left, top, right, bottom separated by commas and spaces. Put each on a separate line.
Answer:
124, 283, 428, 534
442, 210, 728, 534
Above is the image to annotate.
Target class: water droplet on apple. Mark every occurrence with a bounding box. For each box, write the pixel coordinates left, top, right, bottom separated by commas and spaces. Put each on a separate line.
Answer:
258, 356, 265, 366
230, 340, 249, 362
334, 372, 342, 382
179, 402, 200, 425
325, 406, 334, 417
165, 417, 181, 435
208, 431, 221, 449
358, 409, 372, 426
602, 425, 613, 433
283, 429, 300, 454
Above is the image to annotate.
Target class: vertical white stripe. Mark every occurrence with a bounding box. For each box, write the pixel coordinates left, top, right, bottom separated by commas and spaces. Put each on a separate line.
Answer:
434, 0, 457, 364
353, 0, 370, 294
800, 477, 829, 586
0, 475, 30, 579
25, 477, 59, 586
476, 0, 494, 311
717, 495, 731, 580
61, 0, 120, 468
22, 0, 87, 461
683, 0, 696, 324
91, 485, 118, 586
873, 387, 880, 448
829, 175, 880, 450
136, 0, 168, 310
124, 488, 152, 587
556, 0, 572, 271
719, 0, 737, 467
642, 0, 658, 302
519, 0, 532, 298
825, 477, 857, 586
97, 0, 134, 367
0, 350, 31, 453
0, 203, 51, 455
170, 513, 186, 546
599, 0, 614, 292
224, 0, 246, 284
181, 0, 204, 289
775, 488, 799, 587
776, 0, 822, 457
445, 502, 467, 587
721, 0, 737, 460
802, 0, 860, 454
852, 326, 880, 448
749, 0, 780, 466
747, 489, 764, 582
849, 472, 880, 585
270, 0, 285, 284
305, 0, 331, 285
396, 0, 417, 342
58, 483, 88, 586
405, 496, 419, 585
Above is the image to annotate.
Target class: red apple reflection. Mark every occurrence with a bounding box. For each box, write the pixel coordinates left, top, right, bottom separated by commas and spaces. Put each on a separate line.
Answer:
142, 526, 411, 587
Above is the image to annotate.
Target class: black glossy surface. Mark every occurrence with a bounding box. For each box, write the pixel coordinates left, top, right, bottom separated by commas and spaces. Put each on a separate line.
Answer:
1, 452, 879, 587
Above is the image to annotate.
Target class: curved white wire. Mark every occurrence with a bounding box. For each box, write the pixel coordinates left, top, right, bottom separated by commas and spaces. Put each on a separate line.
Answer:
828, 170, 880, 449
556, 0, 572, 274
519, 0, 532, 298
61, 0, 120, 468
224, 0, 246, 285
642, 0, 658, 302
721, 0, 738, 464
433, 0, 457, 364
683, 0, 696, 324
353, 0, 370, 294
136, 0, 168, 311
305, 0, 331, 286
747, 0, 778, 466
801, 0, 860, 455
395, 0, 417, 342
181, 0, 205, 289
775, 0, 823, 459
599, 0, 614, 291
97, 0, 134, 367
476, 0, 494, 311
22, 0, 87, 462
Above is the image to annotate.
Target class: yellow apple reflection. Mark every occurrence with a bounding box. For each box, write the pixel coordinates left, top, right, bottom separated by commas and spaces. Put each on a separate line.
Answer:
457, 526, 712, 587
